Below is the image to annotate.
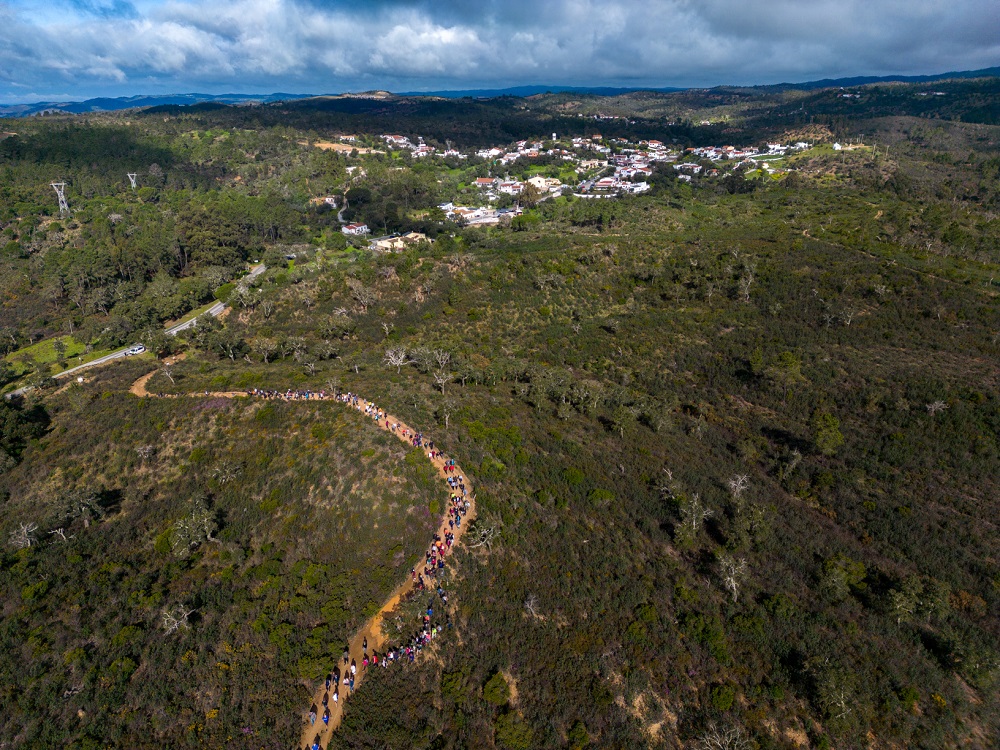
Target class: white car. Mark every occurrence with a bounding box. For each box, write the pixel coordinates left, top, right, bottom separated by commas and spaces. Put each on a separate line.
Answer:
125, 344, 146, 356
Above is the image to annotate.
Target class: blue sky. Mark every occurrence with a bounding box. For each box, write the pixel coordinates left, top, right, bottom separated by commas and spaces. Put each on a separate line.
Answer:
1, 0, 998, 102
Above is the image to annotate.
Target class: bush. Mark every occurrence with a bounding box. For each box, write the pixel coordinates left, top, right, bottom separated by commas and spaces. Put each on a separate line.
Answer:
483, 672, 510, 706
711, 684, 736, 711
494, 711, 534, 750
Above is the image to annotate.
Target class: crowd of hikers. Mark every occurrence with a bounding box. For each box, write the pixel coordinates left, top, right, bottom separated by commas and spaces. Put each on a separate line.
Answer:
242, 388, 472, 750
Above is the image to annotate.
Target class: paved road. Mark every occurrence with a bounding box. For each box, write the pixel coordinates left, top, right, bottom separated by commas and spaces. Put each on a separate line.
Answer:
6, 264, 266, 398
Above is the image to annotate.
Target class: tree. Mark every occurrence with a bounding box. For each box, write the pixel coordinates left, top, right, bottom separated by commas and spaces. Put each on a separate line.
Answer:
59, 488, 106, 528
433, 369, 453, 395
438, 398, 456, 428
926, 400, 948, 416
811, 410, 845, 456
347, 277, 377, 312
161, 604, 196, 634
252, 337, 278, 363
718, 555, 748, 602
695, 723, 752, 750
820, 555, 867, 602
727, 474, 750, 500
8, 521, 38, 549
384, 347, 411, 374
483, 672, 511, 705
494, 711, 533, 750
766, 351, 806, 401
676, 494, 713, 547
519, 182, 544, 208
170, 495, 219, 556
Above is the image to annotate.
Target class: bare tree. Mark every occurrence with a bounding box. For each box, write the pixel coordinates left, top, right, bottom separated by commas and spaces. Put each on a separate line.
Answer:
718, 555, 748, 602
737, 267, 754, 303
433, 369, 453, 395
439, 398, 456, 428
695, 723, 752, 750
260, 298, 275, 319
160, 364, 175, 385
161, 604, 196, 634
384, 347, 411, 374
212, 461, 243, 485
346, 278, 378, 312
926, 400, 948, 416
468, 514, 499, 551
381, 322, 394, 339
677, 494, 713, 545
136, 445, 156, 461
170, 496, 219, 556
434, 349, 451, 370
282, 336, 306, 362
727, 474, 750, 501
48, 528, 74, 543
524, 593, 541, 618
9, 521, 38, 549
658, 467, 683, 500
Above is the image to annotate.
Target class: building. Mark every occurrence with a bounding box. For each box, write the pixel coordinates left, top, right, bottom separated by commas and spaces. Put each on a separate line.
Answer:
342, 223, 370, 236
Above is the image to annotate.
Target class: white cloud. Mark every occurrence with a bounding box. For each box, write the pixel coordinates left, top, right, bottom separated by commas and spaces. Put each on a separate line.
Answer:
0, 0, 997, 99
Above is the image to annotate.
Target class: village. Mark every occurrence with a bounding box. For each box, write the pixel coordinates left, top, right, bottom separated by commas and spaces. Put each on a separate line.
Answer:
323, 131, 815, 247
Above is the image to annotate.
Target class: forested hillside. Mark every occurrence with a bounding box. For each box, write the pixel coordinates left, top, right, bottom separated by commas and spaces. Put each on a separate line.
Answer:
0, 362, 443, 746
1, 78, 999, 749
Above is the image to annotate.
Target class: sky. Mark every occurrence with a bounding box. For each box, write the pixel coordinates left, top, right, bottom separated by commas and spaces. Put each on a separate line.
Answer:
0, 0, 998, 102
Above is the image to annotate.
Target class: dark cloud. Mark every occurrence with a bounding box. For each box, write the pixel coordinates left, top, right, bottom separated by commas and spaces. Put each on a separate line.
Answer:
0, 0, 997, 101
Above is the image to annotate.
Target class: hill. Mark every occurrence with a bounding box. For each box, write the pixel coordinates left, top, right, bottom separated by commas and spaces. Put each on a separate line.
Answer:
0, 361, 444, 746
0, 78, 999, 749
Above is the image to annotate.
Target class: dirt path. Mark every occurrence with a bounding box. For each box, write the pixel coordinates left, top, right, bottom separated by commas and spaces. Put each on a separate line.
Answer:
128, 374, 476, 749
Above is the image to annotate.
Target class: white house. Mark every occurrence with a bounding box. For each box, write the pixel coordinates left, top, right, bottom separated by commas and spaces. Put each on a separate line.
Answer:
342, 223, 370, 236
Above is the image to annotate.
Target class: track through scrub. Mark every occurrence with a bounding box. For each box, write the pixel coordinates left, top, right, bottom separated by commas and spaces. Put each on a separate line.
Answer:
128, 374, 476, 749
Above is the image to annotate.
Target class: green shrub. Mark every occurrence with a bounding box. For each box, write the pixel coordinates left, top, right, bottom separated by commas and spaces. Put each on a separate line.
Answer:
711, 684, 736, 711
494, 711, 534, 750
483, 672, 510, 706
588, 488, 614, 505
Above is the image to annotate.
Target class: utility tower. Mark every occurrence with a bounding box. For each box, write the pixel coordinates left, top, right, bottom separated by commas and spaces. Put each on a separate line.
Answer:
127, 173, 137, 191
51, 182, 69, 216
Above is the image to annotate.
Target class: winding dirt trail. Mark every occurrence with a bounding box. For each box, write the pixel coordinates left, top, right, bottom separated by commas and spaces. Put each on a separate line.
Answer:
128, 372, 475, 749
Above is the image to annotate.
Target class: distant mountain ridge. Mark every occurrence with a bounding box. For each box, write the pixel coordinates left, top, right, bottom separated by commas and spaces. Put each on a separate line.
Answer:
1, 66, 998, 117
763, 66, 1000, 90
397, 85, 687, 98
0, 92, 313, 118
